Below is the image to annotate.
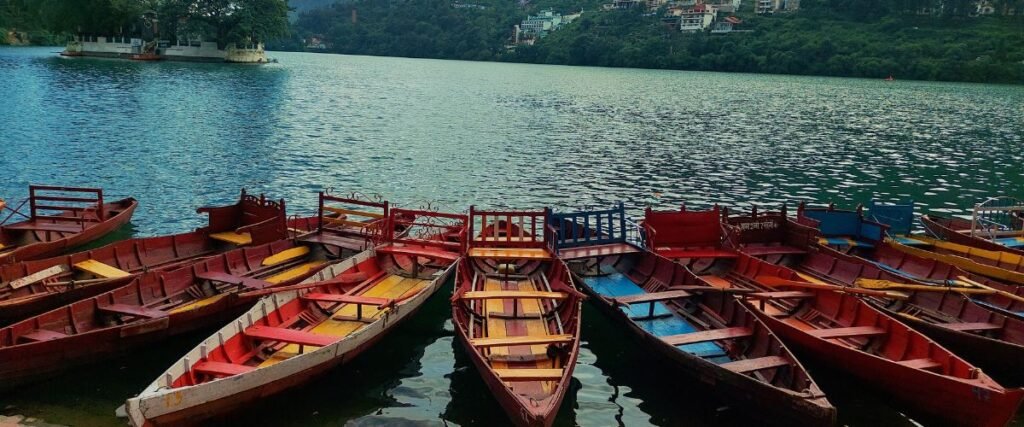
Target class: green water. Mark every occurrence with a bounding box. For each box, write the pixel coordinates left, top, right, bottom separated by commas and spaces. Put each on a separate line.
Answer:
1, 46, 1023, 426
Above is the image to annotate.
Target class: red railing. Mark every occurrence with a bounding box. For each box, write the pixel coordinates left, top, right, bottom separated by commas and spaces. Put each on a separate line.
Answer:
468, 206, 549, 249
385, 208, 468, 252
317, 192, 389, 234
28, 185, 105, 223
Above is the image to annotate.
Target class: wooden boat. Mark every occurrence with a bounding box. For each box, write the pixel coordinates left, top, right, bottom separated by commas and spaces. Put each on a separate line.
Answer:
289, 192, 414, 255
730, 206, 1024, 386
0, 185, 137, 263
0, 190, 288, 324
862, 200, 1024, 285
552, 206, 835, 425
645, 207, 1024, 426
920, 196, 1024, 256
0, 235, 350, 390
124, 208, 466, 426
452, 207, 582, 427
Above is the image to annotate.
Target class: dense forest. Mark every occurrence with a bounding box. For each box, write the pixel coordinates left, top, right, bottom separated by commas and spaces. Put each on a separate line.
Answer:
282, 0, 1024, 83
1, 0, 289, 48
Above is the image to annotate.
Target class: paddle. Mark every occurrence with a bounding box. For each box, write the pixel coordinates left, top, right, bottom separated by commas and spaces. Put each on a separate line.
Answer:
754, 276, 909, 300
956, 275, 1024, 305
854, 278, 995, 295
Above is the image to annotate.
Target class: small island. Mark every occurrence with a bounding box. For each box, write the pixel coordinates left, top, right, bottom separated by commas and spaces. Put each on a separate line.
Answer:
50, 0, 289, 63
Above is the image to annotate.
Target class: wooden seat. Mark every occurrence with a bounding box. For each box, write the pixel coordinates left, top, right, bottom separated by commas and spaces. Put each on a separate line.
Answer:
493, 368, 564, 381
720, 356, 790, 373
556, 243, 641, 260
262, 246, 310, 266
471, 334, 574, 348
741, 245, 807, 256
302, 292, 394, 318
461, 291, 567, 300
377, 245, 460, 262
612, 290, 693, 305
661, 327, 753, 346
10, 265, 69, 289
98, 304, 167, 319
808, 326, 886, 340
74, 259, 131, 279
244, 325, 335, 347
19, 329, 69, 342
941, 322, 1002, 332
655, 248, 737, 259
746, 291, 815, 300
897, 358, 942, 371
209, 231, 252, 245
194, 271, 273, 290
4, 221, 86, 233
192, 361, 255, 377
468, 247, 551, 260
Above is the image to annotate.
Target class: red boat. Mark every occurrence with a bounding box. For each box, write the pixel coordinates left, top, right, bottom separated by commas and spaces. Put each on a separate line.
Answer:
731, 206, 1024, 386
0, 190, 288, 324
0, 235, 350, 390
552, 204, 835, 425
289, 192, 414, 255
0, 185, 137, 263
124, 208, 466, 426
643, 206, 1024, 426
452, 207, 582, 427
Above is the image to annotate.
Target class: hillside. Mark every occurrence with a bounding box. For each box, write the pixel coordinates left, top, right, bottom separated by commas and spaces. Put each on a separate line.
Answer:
284, 0, 1024, 84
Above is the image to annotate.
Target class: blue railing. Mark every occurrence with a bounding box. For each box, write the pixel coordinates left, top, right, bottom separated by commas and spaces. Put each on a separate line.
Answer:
550, 202, 630, 249
867, 200, 915, 236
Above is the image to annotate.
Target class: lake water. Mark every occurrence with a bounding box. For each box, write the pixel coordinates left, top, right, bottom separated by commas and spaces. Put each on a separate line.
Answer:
0, 46, 1022, 426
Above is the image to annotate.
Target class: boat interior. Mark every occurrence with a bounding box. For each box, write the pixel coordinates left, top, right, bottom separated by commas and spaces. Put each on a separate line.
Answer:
0, 186, 133, 250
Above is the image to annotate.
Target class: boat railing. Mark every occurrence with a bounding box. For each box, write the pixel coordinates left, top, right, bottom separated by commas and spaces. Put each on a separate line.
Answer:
866, 200, 915, 236
642, 205, 722, 250
385, 208, 468, 252
468, 206, 549, 249
971, 196, 1024, 238
317, 192, 389, 235
549, 202, 629, 249
19, 185, 105, 226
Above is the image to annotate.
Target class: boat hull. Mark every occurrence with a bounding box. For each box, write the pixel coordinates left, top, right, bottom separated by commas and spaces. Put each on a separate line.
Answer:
922, 214, 1024, 257
575, 273, 835, 426
752, 309, 1024, 427
1, 197, 137, 263
126, 260, 454, 426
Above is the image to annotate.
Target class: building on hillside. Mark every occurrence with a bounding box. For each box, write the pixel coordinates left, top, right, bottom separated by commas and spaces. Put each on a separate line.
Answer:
679, 4, 716, 31
710, 16, 742, 33
757, 0, 798, 13
514, 9, 579, 45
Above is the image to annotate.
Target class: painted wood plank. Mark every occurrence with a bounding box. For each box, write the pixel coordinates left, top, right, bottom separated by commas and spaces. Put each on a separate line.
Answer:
73, 259, 131, 279
661, 327, 753, 346
10, 265, 68, 289
493, 368, 564, 381
462, 291, 567, 300
261, 246, 310, 267
719, 356, 790, 373
471, 334, 573, 348
808, 326, 886, 339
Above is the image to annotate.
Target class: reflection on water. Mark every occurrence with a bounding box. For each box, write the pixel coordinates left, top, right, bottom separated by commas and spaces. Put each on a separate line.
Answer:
0, 47, 1023, 426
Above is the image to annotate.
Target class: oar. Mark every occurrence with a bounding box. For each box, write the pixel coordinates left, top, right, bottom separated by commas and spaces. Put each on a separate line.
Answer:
956, 276, 1024, 305
755, 276, 909, 300
237, 272, 370, 299
855, 278, 995, 295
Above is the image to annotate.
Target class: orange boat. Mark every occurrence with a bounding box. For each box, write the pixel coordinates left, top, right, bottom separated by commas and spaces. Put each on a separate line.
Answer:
0, 185, 137, 264
452, 207, 583, 427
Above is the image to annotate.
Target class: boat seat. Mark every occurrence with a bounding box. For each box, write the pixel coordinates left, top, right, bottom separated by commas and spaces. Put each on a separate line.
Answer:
302, 292, 393, 319
10, 265, 69, 289
19, 329, 69, 342
376, 245, 460, 262
655, 248, 737, 259
4, 221, 86, 233
192, 361, 255, 377
897, 358, 942, 371
808, 326, 886, 340
265, 261, 325, 285
98, 304, 167, 319
661, 327, 753, 346
818, 237, 875, 249
244, 325, 335, 347
461, 290, 567, 300
719, 356, 790, 374
493, 368, 564, 381
262, 246, 310, 267
468, 247, 551, 260
556, 243, 641, 260
612, 290, 693, 305
73, 259, 131, 279
209, 231, 252, 245
471, 334, 574, 348
741, 245, 807, 256
195, 271, 273, 290
746, 291, 815, 300
941, 322, 1002, 332
299, 232, 369, 251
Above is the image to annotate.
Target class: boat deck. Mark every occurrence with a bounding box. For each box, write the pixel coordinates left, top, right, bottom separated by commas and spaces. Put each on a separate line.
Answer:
583, 266, 728, 361
258, 274, 428, 367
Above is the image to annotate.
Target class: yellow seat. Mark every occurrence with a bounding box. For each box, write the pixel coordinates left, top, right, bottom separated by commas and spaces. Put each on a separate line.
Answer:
265, 261, 325, 285
467, 247, 550, 260
262, 246, 310, 267
209, 231, 253, 245
73, 259, 131, 279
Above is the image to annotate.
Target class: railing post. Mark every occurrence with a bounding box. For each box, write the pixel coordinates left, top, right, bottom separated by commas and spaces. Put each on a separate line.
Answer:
28, 186, 37, 220
317, 192, 325, 234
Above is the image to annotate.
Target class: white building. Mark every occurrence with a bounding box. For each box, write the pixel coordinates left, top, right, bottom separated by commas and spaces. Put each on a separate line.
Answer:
679, 4, 716, 32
